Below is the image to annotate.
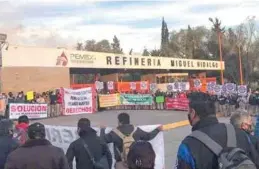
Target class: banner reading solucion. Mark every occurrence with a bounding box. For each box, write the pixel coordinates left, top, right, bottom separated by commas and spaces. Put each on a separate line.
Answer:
9, 103, 48, 119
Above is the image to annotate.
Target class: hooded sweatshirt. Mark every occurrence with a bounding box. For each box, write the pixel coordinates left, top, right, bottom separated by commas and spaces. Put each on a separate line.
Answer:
14, 123, 29, 145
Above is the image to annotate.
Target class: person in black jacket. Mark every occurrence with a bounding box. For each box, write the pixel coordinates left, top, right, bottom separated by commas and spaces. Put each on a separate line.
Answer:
0, 119, 19, 169
218, 94, 227, 116
100, 113, 161, 169
175, 92, 256, 169
5, 122, 69, 169
66, 118, 112, 169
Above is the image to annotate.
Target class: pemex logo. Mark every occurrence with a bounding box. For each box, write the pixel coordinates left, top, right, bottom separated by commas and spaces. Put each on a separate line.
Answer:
56, 52, 68, 66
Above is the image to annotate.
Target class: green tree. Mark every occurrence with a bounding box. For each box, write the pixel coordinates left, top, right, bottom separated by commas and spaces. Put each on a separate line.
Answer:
142, 48, 150, 56
95, 39, 111, 53
112, 35, 123, 54
150, 49, 161, 56
76, 42, 83, 51
85, 40, 97, 51
161, 17, 169, 56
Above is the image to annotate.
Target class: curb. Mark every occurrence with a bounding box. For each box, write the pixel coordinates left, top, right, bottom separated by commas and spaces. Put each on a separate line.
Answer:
162, 120, 190, 131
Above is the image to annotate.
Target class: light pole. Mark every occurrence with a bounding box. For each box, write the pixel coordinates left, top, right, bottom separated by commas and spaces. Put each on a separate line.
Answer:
0, 33, 8, 92
209, 18, 225, 85
238, 45, 243, 85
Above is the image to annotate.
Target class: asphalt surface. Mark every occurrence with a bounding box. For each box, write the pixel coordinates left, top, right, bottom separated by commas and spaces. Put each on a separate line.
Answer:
36, 110, 229, 169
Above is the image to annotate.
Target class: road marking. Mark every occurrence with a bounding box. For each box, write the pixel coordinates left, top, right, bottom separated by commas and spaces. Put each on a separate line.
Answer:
162, 120, 190, 131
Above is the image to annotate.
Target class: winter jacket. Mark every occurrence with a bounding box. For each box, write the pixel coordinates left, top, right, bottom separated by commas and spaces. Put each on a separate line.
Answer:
5, 139, 69, 169
175, 117, 257, 169
0, 136, 19, 169
66, 128, 112, 169
14, 123, 29, 145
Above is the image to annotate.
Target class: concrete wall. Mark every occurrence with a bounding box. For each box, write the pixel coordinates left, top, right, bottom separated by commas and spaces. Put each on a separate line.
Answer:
1, 67, 70, 93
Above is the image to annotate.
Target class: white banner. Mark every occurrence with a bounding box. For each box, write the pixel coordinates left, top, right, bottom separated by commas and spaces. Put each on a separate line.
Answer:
107, 81, 114, 90
9, 103, 48, 119
45, 125, 165, 169
140, 81, 148, 90
63, 88, 93, 115
238, 85, 247, 96
130, 82, 136, 90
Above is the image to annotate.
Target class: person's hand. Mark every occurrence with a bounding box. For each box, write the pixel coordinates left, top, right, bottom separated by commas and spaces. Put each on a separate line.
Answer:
157, 125, 163, 131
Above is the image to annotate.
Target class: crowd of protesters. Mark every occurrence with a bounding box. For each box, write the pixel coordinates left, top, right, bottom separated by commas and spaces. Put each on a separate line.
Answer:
0, 89, 63, 118
0, 113, 161, 169
0, 91, 259, 169
0, 90, 62, 104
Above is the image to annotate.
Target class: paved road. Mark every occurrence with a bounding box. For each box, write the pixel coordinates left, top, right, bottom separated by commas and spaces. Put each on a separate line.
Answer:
36, 110, 229, 169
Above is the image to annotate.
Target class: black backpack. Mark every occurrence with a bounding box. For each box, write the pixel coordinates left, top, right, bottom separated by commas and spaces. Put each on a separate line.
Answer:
189, 124, 256, 169
81, 139, 110, 169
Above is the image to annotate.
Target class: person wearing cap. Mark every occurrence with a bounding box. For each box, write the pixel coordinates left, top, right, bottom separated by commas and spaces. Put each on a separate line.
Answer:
0, 119, 19, 169
66, 118, 112, 169
5, 122, 69, 169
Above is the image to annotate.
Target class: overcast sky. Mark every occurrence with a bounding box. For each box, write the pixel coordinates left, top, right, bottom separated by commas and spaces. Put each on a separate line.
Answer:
0, 0, 258, 53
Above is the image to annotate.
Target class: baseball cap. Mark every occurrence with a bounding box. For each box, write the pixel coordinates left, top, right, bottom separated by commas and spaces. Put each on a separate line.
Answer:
28, 122, 45, 139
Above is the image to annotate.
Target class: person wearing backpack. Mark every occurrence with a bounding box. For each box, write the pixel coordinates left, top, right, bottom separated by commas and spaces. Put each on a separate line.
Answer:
66, 118, 112, 169
100, 113, 162, 169
14, 115, 29, 145
175, 92, 257, 169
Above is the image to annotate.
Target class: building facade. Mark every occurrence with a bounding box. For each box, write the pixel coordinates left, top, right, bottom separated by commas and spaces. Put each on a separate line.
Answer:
0, 45, 225, 92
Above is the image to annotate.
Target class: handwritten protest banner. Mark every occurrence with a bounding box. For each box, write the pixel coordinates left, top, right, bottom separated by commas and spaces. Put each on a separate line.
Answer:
63, 87, 93, 115
120, 94, 153, 105
45, 125, 165, 169
99, 94, 120, 107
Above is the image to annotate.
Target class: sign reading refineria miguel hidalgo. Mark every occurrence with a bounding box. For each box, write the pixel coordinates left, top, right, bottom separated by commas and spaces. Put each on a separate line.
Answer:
2, 45, 225, 70
106, 55, 224, 70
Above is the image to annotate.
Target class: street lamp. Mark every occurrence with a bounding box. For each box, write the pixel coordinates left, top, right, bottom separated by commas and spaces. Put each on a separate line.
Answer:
0, 33, 7, 93
209, 18, 225, 85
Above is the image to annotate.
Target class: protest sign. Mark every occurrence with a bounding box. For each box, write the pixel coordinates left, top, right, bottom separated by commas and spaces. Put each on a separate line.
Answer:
9, 103, 48, 119
150, 83, 157, 91
167, 84, 173, 91
95, 81, 104, 90
207, 82, 216, 92
107, 81, 114, 90
214, 85, 222, 95
165, 97, 189, 111
155, 96, 165, 103
193, 79, 201, 89
99, 94, 120, 107
140, 81, 148, 90
63, 87, 93, 115
225, 83, 236, 93
45, 125, 165, 169
120, 94, 153, 105
26, 91, 34, 101
237, 85, 247, 96
130, 82, 136, 90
